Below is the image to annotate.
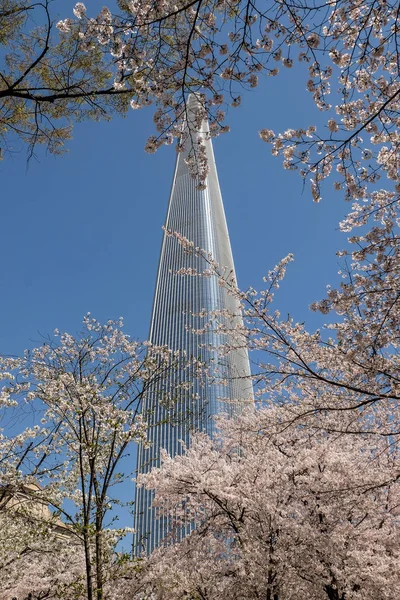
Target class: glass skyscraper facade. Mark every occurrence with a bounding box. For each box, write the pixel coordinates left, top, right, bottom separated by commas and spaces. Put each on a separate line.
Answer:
134, 95, 253, 554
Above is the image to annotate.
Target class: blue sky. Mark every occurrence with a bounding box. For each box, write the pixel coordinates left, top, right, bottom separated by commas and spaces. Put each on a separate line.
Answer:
1, 66, 347, 358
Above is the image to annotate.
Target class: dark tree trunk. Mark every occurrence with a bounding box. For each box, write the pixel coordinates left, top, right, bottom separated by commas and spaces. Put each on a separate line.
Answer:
324, 584, 346, 600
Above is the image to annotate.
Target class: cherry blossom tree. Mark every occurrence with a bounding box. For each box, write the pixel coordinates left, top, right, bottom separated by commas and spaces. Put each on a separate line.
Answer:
0, 315, 189, 600
138, 407, 400, 600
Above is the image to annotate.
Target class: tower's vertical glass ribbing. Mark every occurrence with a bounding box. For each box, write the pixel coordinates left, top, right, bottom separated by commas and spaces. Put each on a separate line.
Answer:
134, 95, 253, 555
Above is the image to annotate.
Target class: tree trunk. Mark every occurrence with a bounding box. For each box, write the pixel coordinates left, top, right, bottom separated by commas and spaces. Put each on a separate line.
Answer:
95, 508, 104, 600
324, 584, 346, 600
83, 527, 94, 600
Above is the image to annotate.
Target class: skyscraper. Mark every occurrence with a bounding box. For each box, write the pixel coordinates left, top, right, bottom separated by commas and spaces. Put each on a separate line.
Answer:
134, 95, 252, 554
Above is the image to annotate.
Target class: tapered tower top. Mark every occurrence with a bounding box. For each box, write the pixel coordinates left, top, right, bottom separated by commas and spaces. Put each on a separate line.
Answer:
134, 96, 253, 554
